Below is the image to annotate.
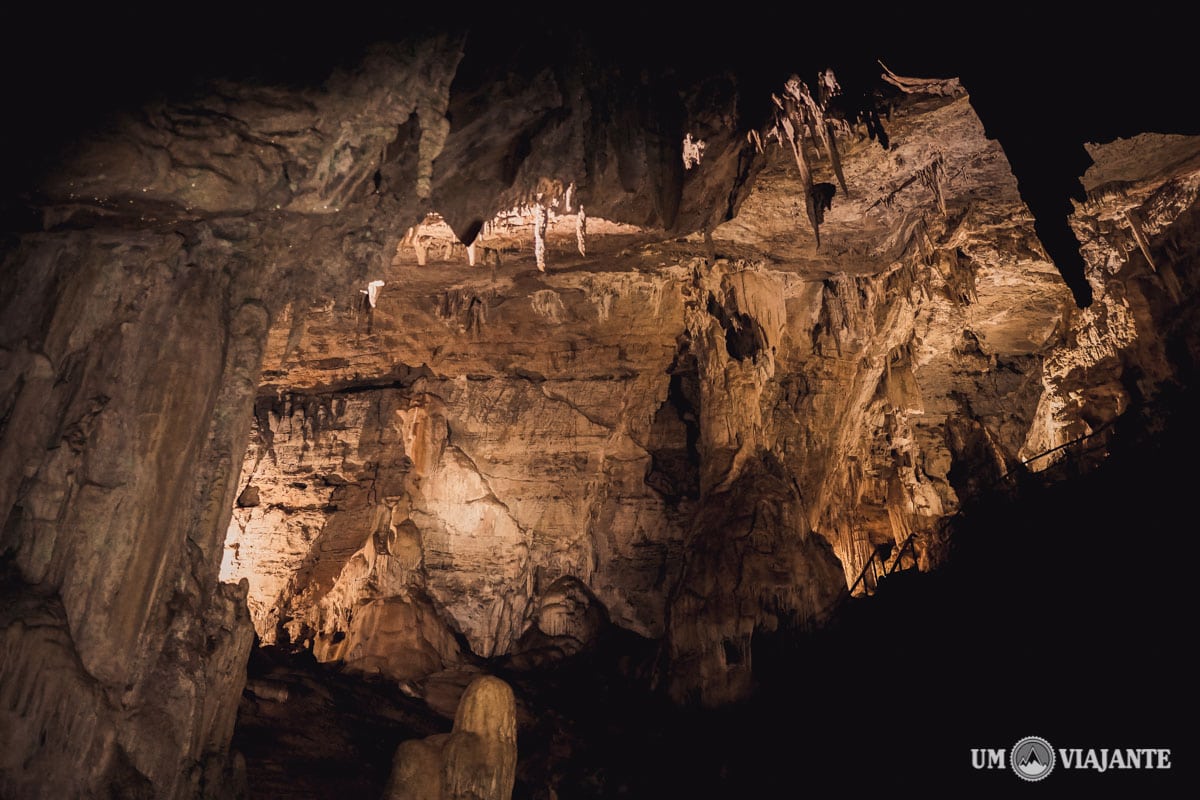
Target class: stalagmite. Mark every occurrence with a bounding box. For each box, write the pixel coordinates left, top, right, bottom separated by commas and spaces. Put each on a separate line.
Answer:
384, 674, 517, 800
444, 675, 518, 800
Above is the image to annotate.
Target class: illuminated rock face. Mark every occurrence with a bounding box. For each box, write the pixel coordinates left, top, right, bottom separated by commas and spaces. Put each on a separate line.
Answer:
222, 89, 1200, 711
2, 21, 1200, 798
224, 123, 1200, 714
383, 674, 518, 800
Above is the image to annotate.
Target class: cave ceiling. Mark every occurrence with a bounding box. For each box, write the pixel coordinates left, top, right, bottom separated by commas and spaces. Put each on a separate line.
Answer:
3, 8, 1197, 303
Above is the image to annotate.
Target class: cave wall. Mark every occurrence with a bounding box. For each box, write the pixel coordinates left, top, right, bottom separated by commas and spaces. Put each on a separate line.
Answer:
0, 228, 261, 797
216, 84, 1200, 713
2, 21, 1200, 796
0, 35, 468, 799
0, 28, 764, 794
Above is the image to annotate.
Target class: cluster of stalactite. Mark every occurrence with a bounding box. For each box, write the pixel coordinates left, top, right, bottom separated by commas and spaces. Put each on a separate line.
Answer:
747, 73, 850, 248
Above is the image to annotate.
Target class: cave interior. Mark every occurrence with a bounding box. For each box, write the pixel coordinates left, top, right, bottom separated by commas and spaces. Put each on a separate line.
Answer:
1, 8, 1196, 799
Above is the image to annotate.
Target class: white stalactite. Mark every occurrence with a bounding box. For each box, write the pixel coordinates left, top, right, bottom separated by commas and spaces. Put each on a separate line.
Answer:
576, 205, 587, 257
682, 133, 706, 170
467, 242, 477, 266
534, 203, 548, 272
412, 223, 427, 265
360, 280, 385, 308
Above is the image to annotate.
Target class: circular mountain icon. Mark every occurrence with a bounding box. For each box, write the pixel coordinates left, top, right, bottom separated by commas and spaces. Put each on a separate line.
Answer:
1011, 736, 1055, 781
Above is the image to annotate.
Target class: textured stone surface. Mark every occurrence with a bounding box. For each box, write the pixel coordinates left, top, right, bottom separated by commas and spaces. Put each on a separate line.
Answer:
0, 229, 260, 798
218, 81, 1200, 712
2, 18, 1199, 797
384, 674, 518, 800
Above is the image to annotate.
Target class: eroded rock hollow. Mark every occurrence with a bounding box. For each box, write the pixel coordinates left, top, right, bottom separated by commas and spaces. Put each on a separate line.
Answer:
1, 13, 1194, 799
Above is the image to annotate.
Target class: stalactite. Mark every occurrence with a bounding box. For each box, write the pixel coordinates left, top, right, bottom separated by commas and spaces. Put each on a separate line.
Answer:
1125, 209, 1158, 272
919, 154, 947, 216
682, 133, 706, 170
533, 201, 548, 272
576, 205, 586, 257
359, 280, 385, 308
467, 242, 477, 266
815, 69, 849, 195
766, 73, 850, 249
941, 248, 977, 305
772, 88, 819, 247
870, 154, 946, 215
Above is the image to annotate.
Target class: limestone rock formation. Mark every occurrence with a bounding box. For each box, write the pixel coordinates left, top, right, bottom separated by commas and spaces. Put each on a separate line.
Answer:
1, 12, 1197, 797
217, 83, 1142, 709
664, 458, 849, 706
384, 674, 518, 800
0, 227, 261, 798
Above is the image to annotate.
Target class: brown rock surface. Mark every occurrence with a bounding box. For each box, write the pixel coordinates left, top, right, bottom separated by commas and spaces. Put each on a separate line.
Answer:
1, 15, 1197, 797
384, 674, 518, 800
217, 83, 1168, 710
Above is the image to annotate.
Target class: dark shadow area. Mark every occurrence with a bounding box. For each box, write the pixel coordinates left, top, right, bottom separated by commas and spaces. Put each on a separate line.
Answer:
232, 644, 449, 799
5, 8, 1198, 279
496, 382, 1194, 797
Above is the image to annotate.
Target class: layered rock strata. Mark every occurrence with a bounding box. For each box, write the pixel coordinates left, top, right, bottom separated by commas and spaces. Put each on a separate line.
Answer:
2, 22, 1198, 798
218, 89, 1200, 709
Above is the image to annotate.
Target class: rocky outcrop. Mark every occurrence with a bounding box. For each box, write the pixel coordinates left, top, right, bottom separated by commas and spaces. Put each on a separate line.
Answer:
222, 350, 688, 665
384, 674, 518, 800
3, 16, 1199, 797
217, 79, 1200, 710
0, 228, 260, 798
0, 34, 467, 800
663, 458, 848, 706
